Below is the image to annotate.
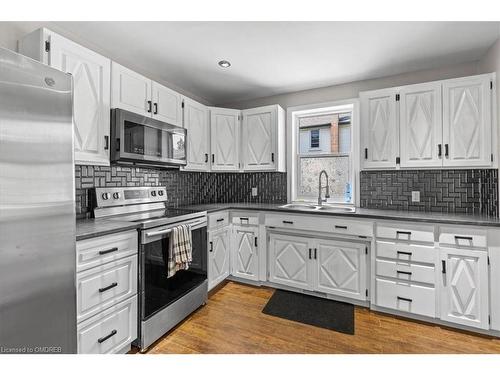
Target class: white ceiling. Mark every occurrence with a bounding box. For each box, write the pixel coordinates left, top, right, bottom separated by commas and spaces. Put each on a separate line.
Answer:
34, 22, 500, 104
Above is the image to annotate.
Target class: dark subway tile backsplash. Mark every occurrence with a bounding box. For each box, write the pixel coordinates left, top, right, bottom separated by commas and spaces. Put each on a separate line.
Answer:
360, 169, 498, 217
75, 165, 287, 219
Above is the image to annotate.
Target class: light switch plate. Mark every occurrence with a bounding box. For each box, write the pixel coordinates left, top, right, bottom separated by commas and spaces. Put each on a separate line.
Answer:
252, 187, 258, 197
411, 191, 420, 202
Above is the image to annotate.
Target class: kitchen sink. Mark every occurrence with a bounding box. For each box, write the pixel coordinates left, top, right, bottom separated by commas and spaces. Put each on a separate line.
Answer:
279, 203, 356, 213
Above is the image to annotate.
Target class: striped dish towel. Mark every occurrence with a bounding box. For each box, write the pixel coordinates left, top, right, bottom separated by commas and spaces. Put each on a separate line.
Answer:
167, 224, 192, 278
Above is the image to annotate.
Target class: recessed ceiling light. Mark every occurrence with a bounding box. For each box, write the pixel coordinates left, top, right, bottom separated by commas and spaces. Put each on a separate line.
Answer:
218, 60, 231, 68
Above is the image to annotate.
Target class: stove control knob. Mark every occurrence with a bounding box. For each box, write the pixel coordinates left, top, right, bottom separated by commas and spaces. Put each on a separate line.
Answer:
151, 190, 157, 197
101, 193, 110, 200
113, 192, 121, 199
158, 190, 164, 196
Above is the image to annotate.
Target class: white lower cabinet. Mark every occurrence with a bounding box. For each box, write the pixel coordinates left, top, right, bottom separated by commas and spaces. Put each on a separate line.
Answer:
76, 230, 138, 354
440, 247, 489, 329
268, 233, 368, 300
208, 226, 230, 290
268, 233, 314, 290
77, 296, 137, 354
314, 238, 367, 301
231, 225, 259, 281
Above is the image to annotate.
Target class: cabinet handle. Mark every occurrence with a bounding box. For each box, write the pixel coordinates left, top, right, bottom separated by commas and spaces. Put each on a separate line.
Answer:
104, 135, 109, 150
98, 329, 117, 344
397, 251, 412, 256
254, 237, 258, 247
397, 296, 413, 303
216, 218, 224, 222
209, 241, 213, 252
454, 235, 473, 242
98, 247, 118, 256
154, 102, 158, 114
314, 248, 317, 259
442, 260, 447, 274
271, 153, 274, 162
364, 148, 368, 159
147, 100, 152, 113
445, 144, 449, 157
212, 154, 215, 163
396, 230, 412, 236
396, 270, 412, 276
335, 225, 348, 230
239, 217, 249, 223
308, 248, 312, 260
282, 220, 294, 225
99, 282, 118, 293
205, 153, 208, 163
438, 144, 442, 157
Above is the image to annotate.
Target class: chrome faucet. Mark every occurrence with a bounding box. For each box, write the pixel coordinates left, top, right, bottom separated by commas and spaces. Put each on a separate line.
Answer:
318, 170, 330, 205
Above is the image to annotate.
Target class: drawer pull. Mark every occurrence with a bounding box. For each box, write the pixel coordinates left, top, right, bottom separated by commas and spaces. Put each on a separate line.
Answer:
99, 282, 118, 293
98, 247, 118, 256
97, 329, 117, 344
239, 217, 249, 222
335, 225, 348, 230
396, 231, 412, 236
454, 235, 473, 241
397, 296, 413, 303
283, 220, 294, 224
396, 270, 412, 276
397, 251, 412, 256
216, 218, 225, 222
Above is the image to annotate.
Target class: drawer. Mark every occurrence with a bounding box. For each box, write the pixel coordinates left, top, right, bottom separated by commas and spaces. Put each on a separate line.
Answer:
77, 255, 137, 323
376, 259, 436, 284
231, 214, 259, 226
439, 226, 487, 248
77, 296, 137, 354
208, 211, 229, 229
375, 278, 436, 318
77, 230, 138, 272
265, 213, 373, 237
376, 223, 434, 243
376, 241, 437, 264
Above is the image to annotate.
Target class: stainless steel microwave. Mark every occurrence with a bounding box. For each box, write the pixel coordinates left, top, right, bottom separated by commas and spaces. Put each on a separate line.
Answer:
111, 108, 187, 168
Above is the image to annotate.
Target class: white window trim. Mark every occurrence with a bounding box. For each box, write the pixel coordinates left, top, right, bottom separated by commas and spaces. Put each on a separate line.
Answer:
286, 98, 360, 206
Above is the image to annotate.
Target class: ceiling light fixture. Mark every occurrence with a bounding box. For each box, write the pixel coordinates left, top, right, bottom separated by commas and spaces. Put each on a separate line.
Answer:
218, 60, 231, 68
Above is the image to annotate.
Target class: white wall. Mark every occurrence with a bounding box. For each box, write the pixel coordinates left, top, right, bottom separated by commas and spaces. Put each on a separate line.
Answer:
218, 62, 480, 109
0, 21, 211, 105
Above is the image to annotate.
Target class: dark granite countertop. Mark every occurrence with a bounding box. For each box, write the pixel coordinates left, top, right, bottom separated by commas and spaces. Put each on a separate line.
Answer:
76, 219, 141, 241
180, 203, 500, 227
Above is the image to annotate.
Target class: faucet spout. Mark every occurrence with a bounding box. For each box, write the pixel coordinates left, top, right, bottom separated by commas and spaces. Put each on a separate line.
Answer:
318, 170, 330, 206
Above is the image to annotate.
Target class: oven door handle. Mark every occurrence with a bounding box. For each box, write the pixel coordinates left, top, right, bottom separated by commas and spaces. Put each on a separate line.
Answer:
146, 228, 173, 237
144, 221, 207, 239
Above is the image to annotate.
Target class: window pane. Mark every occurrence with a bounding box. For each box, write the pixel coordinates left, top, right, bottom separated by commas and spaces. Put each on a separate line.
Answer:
310, 129, 319, 148
299, 156, 351, 202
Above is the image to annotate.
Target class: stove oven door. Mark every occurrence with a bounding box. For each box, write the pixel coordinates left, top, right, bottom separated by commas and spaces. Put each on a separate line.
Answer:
140, 217, 207, 321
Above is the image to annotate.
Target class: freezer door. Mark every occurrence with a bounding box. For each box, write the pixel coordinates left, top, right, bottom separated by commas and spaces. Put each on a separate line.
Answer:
0, 47, 77, 353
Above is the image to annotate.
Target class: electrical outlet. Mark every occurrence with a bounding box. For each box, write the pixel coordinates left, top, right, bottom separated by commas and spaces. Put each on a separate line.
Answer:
411, 191, 420, 203
252, 187, 258, 197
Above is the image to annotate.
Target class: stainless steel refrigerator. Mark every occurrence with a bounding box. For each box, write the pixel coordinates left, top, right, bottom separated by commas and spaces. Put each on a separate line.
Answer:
0, 47, 76, 353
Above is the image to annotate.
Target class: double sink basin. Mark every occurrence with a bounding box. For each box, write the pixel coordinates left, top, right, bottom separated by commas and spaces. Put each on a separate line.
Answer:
279, 203, 356, 213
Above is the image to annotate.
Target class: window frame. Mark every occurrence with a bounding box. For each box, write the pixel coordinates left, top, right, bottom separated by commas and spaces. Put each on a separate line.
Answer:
286, 99, 360, 206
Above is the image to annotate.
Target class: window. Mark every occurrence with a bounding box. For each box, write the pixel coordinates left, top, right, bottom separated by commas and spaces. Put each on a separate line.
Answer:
310, 129, 320, 148
289, 101, 358, 205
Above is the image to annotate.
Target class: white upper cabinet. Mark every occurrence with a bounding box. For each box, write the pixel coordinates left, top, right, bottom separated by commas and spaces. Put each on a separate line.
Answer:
440, 247, 489, 329
19, 28, 111, 166
442, 75, 492, 167
111, 62, 152, 117
210, 107, 241, 171
241, 105, 286, 172
400, 82, 443, 168
360, 88, 399, 169
152, 82, 182, 126
183, 97, 210, 172
360, 73, 496, 170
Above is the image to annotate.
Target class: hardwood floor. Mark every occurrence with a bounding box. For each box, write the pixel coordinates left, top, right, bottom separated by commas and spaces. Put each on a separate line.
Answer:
143, 281, 500, 354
